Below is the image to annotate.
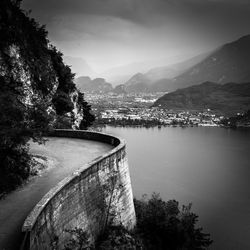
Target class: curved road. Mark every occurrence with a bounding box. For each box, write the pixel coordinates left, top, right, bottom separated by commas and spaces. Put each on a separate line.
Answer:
0, 137, 112, 250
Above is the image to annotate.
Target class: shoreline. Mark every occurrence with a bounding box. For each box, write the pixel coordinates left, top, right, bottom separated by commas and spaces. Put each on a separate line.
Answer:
95, 123, 250, 129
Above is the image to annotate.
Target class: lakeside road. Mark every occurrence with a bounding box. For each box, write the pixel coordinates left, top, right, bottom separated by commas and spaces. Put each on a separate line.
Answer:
0, 137, 113, 250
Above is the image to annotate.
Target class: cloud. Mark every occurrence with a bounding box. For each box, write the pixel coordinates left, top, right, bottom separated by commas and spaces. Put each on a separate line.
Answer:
22, 0, 250, 32
21, 0, 250, 72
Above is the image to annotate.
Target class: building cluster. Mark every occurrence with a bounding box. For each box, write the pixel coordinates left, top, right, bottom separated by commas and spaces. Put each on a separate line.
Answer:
99, 107, 224, 127
86, 93, 225, 127
85, 92, 163, 109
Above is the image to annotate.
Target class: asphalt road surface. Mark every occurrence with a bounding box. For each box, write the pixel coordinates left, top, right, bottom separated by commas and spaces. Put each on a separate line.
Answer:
0, 137, 112, 250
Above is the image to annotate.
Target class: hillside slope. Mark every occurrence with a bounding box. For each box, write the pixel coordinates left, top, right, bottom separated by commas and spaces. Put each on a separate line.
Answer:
161, 35, 250, 92
152, 82, 250, 115
0, 0, 94, 192
145, 52, 210, 82
121, 53, 208, 93
122, 73, 151, 93
117, 35, 250, 93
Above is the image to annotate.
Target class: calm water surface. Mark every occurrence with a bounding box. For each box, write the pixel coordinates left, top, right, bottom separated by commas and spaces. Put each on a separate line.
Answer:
103, 126, 250, 250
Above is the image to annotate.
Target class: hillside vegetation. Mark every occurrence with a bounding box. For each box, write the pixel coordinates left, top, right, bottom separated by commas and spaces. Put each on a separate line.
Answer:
0, 0, 94, 194
64, 194, 212, 250
152, 82, 250, 115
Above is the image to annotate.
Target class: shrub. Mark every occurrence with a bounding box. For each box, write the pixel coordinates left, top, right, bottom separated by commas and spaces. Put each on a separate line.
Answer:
52, 91, 74, 116
64, 228, 94, 250
134, 193, 212, 250
63, 194, 212, 250
96, 225, 142, 250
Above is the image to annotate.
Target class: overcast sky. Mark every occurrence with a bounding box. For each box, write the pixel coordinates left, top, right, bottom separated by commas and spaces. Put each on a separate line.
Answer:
22, 0, 250, 72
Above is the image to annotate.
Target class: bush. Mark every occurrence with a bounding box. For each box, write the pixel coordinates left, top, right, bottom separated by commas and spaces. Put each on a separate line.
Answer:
78, 92, 95, 130
0, 145, 31, 194
64, 228, 94, 250
64, 194, 212, 250
134, 193, 212, 250
52, 91, 74, 116
96, 225, 143, 250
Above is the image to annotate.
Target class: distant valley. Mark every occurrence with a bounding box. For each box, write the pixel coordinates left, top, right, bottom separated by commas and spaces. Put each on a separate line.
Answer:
75, 34, 250, 116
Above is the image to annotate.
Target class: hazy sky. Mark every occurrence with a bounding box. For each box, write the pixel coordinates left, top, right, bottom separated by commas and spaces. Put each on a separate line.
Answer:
22, 0, 250, 72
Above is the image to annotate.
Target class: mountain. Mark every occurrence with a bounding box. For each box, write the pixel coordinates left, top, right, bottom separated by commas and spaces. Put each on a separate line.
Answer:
152, 82, 250, 115
162, 35, 250, 92
118, 35, 250, 93
63, 56, 96, 77
145, 52, 210, 82
76, 76, 113, 93
101, 60, 166, 86
113, 84, 127, 94
120, 52, 210, 93
122, 73, 151, 93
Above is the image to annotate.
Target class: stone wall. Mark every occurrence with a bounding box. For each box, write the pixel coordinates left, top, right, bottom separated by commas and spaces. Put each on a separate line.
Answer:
22, 129, 136, 250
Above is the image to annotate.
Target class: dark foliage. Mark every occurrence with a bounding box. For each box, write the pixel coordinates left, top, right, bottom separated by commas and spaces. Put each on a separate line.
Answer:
134, 193, 212, 250
96, 225, 142, 250
78, 92, 95, 130
64, 228, 94, 250
52, 91, 74, 116
0, 0, 55, 193
64, 194, 212, 250
0, 0, 94, 193
153, 81, 250, 116
49, 45, 76, 117
64, 225, 142, 250
53, 115, 73, 129
96, 117, 162, 127
49, 46, 76, 94
220, 110, 250, 128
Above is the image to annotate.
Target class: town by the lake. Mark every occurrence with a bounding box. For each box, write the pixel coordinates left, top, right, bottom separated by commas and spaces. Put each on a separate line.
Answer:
86, 92, 250, 128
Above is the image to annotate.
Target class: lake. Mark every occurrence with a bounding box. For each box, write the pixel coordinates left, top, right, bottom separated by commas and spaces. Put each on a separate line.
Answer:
102, 126, 250, 250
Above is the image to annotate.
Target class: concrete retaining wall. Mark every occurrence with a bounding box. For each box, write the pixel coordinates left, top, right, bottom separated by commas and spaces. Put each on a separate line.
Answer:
22, 129, 136, 249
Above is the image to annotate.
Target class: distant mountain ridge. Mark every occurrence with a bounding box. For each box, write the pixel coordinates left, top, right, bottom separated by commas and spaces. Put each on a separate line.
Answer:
76, 35, 250, 97
152, 81, 250, 115
119, 53, 209, 93
75, 76, 113, 93
122, 73, 151, 93
101, 61, 153, 86
117, 35, 250, 93
100, 58, 181, 86
145, 52, 210, 82
165, 35, 250, 91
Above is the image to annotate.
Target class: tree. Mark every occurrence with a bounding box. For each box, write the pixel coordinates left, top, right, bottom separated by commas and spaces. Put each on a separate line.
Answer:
96, 225, 142, 250
78, 92, 95, 130
134, 193, 212, 250
0, 0, 95, 193
64, 228, 94, 250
